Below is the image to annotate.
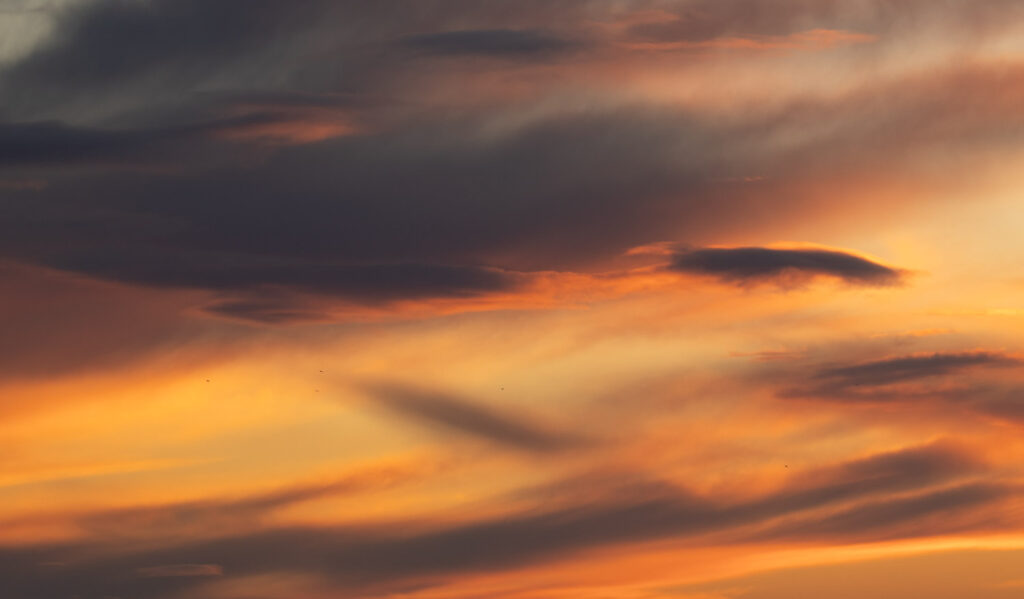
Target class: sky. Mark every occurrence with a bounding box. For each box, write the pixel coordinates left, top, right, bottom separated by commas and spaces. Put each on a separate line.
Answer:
3, 1, 1024, 597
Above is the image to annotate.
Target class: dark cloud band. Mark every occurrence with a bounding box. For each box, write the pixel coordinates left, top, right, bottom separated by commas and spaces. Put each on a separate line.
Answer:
670, 247, 903, 285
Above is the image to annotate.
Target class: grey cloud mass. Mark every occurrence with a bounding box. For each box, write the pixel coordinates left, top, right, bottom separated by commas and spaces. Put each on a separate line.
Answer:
2, 0, 1019, 316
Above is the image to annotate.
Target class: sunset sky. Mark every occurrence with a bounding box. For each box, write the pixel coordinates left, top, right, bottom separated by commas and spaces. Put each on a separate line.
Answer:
4, 1, 1024, 598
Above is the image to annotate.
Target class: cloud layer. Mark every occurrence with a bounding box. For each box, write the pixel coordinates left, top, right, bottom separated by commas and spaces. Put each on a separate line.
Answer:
5, 2, 1024, 598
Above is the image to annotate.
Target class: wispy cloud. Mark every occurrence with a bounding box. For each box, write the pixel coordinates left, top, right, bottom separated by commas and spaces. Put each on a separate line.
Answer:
360, 382, 589, 453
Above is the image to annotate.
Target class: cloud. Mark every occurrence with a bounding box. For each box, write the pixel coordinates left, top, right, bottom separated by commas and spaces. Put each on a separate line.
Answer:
7, 28, 1024, 312
800, 442, 978, 491
621, 28, 877, 52
669, 247, 904, 286
0, 114, 319, 169
0, 119, 183, 167
972, 389, 1024, 423
0, 443, 991, 598
755, 482, 1013, 542
400, 28, 581, 57
136, 563, 223, 578
49, 250, 524, 302
360, 383, 587, 453
201, 294, 332, 324
0, 0, 336, 119
678, 545, 1024, 599
814, 352, 1017, 387
0, 107, 718, 307
757, 342, 1024, 429
783, 351, 1020, 401
68, 460, 425, 542
0, 457, 437, 558
0, 0, 606, 122
0, 261, 223, 384
740, 443, 981, 523
622, 0, 1022, 45
4, 3, 1024, 598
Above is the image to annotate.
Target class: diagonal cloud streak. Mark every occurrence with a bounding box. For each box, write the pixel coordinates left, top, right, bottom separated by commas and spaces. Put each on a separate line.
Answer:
360, 383, 588, 453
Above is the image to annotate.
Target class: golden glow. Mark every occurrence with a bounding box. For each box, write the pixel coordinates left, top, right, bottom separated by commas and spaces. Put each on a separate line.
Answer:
5, 2, 1024, 597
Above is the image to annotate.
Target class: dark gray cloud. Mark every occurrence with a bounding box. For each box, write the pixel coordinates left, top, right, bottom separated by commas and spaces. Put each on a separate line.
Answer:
0, 120, 169, 167
1, 0, 1023, 317
815, 352, 1017, 387
742, 336, 1024, 429
0, 0, 606, 121
798, 442, 977, 491
741, 443, 980, 522
201, 294, 332, 324
0, 108, 713, 306
670, 246, 903, 286
51, 250, 523, 301
0, 443, 988, 598
361, 383, 587, 453
0, 114, 297, 169
755, 482, 1013, 542
783, 351, 1020, 401
400, 28, 581, 57
0, 0, 336, 118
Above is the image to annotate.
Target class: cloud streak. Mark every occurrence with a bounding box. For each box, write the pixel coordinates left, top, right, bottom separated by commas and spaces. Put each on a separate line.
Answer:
0, 443, 994, 598
669, 247, 904, 286
360, 383, 587, 453
782, 351, 1021, 402
400, 28, 581, 57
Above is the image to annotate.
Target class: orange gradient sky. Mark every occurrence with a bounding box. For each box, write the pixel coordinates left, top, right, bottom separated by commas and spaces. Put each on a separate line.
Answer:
3, 1, 1024, 598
